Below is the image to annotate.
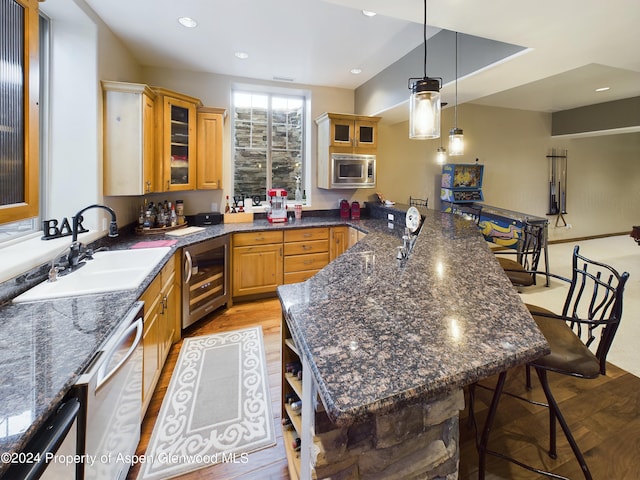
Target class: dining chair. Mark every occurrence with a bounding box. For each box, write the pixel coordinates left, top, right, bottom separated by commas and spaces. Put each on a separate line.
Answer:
409, 196, 428, 208
494, 221, 544, 287
473, 245, 629, 480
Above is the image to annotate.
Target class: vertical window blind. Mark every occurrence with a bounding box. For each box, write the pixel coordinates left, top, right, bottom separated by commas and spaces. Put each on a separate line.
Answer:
0, 0, 26, 207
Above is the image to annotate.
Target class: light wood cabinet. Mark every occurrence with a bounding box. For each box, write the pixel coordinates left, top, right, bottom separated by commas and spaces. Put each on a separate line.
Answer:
349, 226, 366, 248
232, 231, 284, 298
315, 113, 380, 190
284, 228, 329, 284
140, 251, 181, 417
102, 81, 157, 195
140, 273, 162, 416
196, 107, 226, 189
329, 226, 349, 261
315, 112, 381, 154
153, 87, 202, 192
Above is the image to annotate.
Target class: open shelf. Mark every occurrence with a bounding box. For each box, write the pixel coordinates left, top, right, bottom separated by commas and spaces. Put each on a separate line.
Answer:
285, 372, 303, 399
282, 427, 301, 480
285, 337, 299, 356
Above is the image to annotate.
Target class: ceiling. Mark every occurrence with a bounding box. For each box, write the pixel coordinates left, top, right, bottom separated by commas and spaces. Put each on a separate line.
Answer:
77, 0, 640, 115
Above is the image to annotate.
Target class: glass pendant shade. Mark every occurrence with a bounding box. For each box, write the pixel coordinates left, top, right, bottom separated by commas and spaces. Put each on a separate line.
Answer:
409, 78, 441, 139
449, 127, 464, 156
436, 146, 447, 164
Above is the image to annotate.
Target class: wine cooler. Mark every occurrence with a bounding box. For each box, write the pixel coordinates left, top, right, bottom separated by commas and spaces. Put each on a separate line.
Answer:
182, 235, 229, 328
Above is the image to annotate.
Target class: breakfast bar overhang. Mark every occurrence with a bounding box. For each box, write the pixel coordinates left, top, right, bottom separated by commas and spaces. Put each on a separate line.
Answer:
277, 206, 550, 478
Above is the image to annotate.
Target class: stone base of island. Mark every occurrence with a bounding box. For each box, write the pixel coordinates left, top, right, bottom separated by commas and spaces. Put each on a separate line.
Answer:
283, 311, 464, 479
278, 205, 549, 479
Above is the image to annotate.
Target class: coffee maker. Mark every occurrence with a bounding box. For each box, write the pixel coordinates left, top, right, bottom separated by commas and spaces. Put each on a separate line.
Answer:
267, 188, 288, 223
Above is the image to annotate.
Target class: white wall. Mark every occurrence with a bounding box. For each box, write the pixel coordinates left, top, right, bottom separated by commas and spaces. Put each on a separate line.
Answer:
40, 0, 142, 232
44, 3, 98, 224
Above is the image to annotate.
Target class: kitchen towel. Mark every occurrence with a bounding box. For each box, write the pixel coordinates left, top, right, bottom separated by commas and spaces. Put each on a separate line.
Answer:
130, 239, 178, 249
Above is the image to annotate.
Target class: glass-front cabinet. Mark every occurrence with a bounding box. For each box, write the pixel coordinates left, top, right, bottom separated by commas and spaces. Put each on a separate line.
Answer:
154, 88, 201, 191
317, 113, 380, 153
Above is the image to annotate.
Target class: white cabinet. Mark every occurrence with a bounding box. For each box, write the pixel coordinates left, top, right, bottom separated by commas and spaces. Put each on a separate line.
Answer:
102, 81, 157, 195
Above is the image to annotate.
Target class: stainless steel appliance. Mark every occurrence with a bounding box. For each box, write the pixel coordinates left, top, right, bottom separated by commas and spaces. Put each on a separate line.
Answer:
74, 302, 143, 480
3, 397, 80, 479
330, 153, 376, 188
182, 236, 229, 328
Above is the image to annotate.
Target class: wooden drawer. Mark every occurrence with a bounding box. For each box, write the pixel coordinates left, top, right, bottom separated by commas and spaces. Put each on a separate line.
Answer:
284, 269, 321, 284
284, 239, 328, 256
284, 252, 329, 273
284, 227, 329, 243
234, 230, 283, 247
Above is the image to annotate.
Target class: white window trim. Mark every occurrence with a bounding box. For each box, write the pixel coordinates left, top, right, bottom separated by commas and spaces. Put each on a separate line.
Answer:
230, 83, 312, 206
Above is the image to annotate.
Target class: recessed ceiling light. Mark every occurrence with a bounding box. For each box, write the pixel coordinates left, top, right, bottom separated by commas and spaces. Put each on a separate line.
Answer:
178, 17, 198, 28
362, 10, 377, 17
234, 51, 249, 60
595, 86, 610, 92
350, 68, 362, 75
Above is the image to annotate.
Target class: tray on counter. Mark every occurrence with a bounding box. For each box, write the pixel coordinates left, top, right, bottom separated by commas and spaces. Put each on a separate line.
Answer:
134, 223, 188, 235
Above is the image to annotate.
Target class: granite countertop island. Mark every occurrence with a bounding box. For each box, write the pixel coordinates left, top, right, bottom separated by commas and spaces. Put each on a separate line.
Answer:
0, 205, 549, 477
277, 206, 550, 427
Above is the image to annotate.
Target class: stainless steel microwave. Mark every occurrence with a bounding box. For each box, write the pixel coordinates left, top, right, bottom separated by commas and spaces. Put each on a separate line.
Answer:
330, 153, 376, 188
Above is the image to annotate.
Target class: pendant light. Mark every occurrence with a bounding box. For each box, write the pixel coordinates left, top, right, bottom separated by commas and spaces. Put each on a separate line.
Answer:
436, 145, 447, 165
408, 0, 442, 139
449, 32, 464, 155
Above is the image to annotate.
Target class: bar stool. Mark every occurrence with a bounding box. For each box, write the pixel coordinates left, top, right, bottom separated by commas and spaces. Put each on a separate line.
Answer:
472, 245, 629, 479
409, 196, 428, 208
494, 221, 544, 287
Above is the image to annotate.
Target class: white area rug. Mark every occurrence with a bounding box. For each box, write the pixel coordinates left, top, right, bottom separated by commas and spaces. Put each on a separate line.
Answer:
138, 326, 275, 479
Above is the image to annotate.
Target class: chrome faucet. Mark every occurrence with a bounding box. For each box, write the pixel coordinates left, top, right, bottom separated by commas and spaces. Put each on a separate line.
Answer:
67, 204, 119, 269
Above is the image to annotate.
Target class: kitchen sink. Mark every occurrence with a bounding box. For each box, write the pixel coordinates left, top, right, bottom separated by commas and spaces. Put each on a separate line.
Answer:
13, 247, 172, 303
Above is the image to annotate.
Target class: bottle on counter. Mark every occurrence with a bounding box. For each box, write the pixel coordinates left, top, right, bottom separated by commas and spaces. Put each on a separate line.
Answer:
224, 195, 231, 213
176, 199, 185, 224
170, 203, 177, 227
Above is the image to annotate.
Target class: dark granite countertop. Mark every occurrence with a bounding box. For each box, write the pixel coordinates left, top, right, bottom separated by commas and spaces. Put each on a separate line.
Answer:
277, 205, 550, 426
0, 213, 369, 468
0, 205, 548, 467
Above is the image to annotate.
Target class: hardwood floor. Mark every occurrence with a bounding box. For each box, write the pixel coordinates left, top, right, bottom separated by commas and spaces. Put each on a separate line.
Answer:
127, 298, 640, 480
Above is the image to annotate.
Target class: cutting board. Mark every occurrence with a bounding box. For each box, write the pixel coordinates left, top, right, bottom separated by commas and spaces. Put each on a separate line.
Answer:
165, 226, 206, 237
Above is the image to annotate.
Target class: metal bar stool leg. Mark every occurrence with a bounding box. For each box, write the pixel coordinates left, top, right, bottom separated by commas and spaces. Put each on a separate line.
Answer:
478, 371, 507, 480
535, 367, 593, 480
467, 382, 476, 429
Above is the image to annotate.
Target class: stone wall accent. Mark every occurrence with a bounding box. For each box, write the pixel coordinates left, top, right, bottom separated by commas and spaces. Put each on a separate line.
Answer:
233, 104, 303, 199
312, 390, 465, 479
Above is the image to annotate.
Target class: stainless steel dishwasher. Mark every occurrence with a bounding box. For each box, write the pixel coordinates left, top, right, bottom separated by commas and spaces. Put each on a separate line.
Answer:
74, 301, 144, 480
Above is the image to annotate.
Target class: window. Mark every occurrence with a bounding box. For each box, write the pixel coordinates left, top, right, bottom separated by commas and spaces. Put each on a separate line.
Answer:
232, 90, 305, 202
0, 0, 43, 241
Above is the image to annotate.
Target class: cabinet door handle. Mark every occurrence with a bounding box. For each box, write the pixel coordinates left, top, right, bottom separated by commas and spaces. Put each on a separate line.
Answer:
159, 294, 166, 314
184, 251, 193, 283
304, 260, 313, 265
302, 245, 312, 251
303, 233, 312, 238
